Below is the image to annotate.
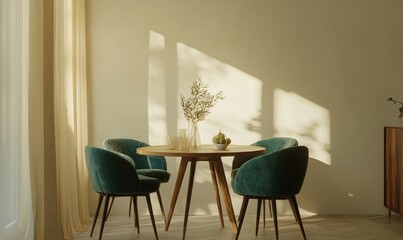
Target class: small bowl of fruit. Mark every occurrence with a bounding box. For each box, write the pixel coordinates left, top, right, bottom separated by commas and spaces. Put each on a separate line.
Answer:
212, 130, 231, 150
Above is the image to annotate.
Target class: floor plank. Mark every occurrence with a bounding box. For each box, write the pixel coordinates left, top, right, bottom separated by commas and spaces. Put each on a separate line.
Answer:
74, 214, 403, 240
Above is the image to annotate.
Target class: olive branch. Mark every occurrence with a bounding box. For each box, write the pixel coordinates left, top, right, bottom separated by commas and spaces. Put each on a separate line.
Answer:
387, 97, 403, 120
180, 79, 224, 123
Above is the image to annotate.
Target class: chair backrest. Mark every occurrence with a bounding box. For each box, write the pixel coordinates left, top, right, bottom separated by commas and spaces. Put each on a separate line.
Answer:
85, 145, 143, 194
232, 146, 309, 197
103, 138, 167, 170
232, 137, 298, 169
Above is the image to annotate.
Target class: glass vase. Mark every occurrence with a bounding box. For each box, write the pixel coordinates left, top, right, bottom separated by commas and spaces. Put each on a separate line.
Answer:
188, 121, 201, 149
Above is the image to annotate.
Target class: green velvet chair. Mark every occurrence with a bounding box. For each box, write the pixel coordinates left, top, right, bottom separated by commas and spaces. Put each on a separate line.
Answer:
103, 138, 170, 223
231, 146, 309, 240
85, 145, 160, 240
231, 137, 298, 229
232, 137, 299, 171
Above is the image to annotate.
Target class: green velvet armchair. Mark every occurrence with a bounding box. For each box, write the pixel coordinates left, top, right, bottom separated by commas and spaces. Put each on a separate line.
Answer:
85, 145, 160, 240
231, 146, 309, 240
103, 138, 170, 223
232, 137, 298, 171
231, 137, 298, 229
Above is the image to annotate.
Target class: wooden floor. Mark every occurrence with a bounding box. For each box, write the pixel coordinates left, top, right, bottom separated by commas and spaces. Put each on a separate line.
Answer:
74, 214, 403, 240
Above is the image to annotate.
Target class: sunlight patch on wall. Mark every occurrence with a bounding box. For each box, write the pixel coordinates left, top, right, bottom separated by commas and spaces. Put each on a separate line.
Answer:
176, 42, 263, 149
147, 32, 263, 193
274, 89, 331, 165
148, 31, 168, 145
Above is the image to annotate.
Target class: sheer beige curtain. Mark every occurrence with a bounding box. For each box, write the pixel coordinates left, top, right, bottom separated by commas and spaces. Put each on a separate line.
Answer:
0, 0, 34, 239
54, 0, 90, 238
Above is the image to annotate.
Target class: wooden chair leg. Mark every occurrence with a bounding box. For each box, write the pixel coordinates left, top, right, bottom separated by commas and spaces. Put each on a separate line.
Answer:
133, 196, 140, 233
262, 199, 272, 228
256, 199, 262, 236
263, 199, 266, 227
156, 190, 167, 225
99, 195, 111, 240
268, 199, 273, 217
146, 194, 159, 240
289, 196, 307, 240
128, 197, 132, 218
238, 197, 247, 222
90, 194, 104, 237
272, 199, 279, 240
288, 198, 298, 222
235, 196, 249, 240
106, 196, 115, 221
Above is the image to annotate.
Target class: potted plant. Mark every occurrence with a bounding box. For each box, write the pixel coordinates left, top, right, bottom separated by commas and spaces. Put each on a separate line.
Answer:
387, 97, 403, 120
180, 79, 224, 148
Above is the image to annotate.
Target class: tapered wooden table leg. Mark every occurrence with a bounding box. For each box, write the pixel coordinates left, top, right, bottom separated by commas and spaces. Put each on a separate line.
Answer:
209, 162, 224, 227
136, 145, 265, 238
212, 157, 238, 234
182, 159, 197, 240
165, 158, 189, 231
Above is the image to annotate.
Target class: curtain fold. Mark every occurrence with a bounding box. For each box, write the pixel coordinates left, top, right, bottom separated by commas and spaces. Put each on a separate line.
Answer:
0, 0, 34, 239
54, 0, 90, 238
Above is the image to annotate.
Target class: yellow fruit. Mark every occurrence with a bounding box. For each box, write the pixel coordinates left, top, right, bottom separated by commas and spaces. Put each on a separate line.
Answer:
212, 129, 231, 145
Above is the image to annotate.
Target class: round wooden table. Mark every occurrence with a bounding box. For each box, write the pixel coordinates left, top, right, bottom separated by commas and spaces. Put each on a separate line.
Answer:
137, 144, 265, 239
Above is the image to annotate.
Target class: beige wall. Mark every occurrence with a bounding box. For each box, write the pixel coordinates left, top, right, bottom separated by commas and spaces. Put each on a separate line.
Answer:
86, 0, 403, 215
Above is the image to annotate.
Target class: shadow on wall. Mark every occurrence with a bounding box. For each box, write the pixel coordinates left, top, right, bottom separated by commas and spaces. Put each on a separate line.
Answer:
146, 30, 332, 216
300, 156, 337, 215
273, 91, 334, 215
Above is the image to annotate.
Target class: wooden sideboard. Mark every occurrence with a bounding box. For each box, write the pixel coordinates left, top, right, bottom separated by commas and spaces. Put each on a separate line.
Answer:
384, 126, 403, 216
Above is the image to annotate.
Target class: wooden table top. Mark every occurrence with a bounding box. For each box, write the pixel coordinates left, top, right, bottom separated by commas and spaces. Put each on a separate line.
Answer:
137, 144, 265, 158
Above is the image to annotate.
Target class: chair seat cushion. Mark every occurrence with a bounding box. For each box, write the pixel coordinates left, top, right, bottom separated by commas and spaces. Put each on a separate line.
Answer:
138, 175, 160, 193
137, 169, 171, 183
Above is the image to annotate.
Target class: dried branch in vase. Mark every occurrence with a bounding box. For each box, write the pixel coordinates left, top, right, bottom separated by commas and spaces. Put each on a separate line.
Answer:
387, 97, 403, 120
180, 78, 224, 124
